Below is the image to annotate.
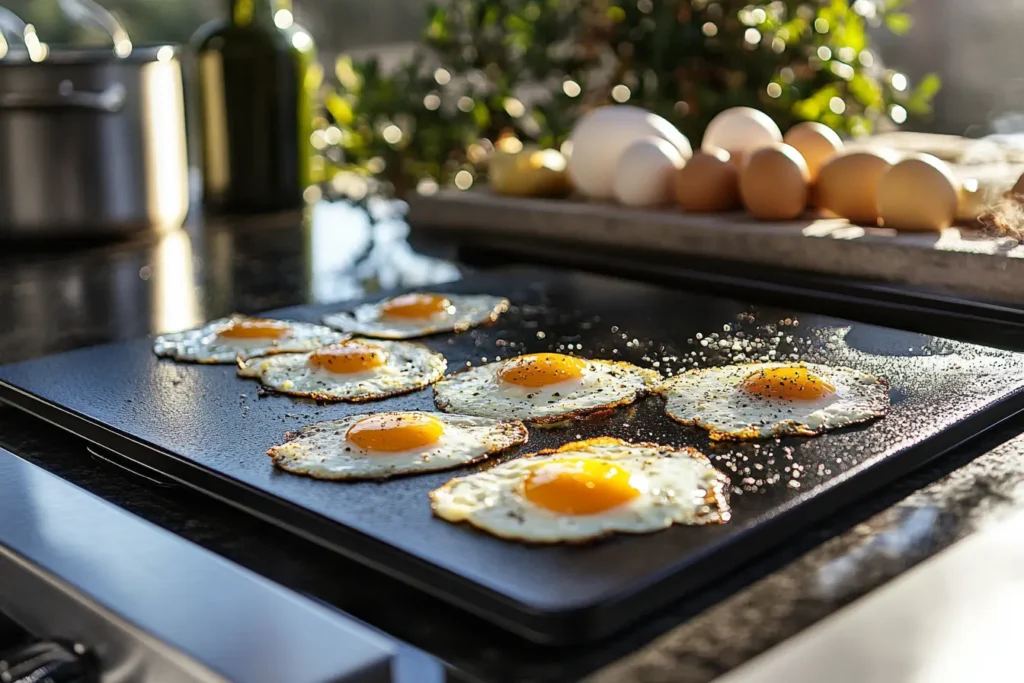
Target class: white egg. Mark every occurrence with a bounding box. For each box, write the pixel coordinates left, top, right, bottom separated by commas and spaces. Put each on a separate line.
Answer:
567, 105, 692, 199
433, 353, 659, 425
267, 411, 528, 480
323, 293, 509, 340
612, 137, 686, 207
657, 362, 890, 441
153, 316, 348, 363
238, 339, 446, 402
701, 107, 783, 161
430, 437, 730, 543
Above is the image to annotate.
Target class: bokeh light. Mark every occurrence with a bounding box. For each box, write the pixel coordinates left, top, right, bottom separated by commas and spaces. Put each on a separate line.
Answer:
454, 170, 474, 190
274, 9, 293, 29
504, 98, 526, 118
382, 125, 403, 145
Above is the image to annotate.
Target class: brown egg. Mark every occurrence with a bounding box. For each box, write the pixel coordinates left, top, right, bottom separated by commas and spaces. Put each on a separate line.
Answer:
674, 148, 740, 212
814, 149, 900, 225
783, 122, 843, 181
1011, 171, 1024, 198
876, 154, 959, 232
739, 144, 809, 220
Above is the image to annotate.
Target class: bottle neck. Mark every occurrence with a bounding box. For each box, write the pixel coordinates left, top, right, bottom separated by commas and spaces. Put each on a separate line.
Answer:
228, 0, 292, 27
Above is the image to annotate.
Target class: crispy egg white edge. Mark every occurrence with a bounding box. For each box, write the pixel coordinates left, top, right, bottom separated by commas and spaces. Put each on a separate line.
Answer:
237, 340, 448, 401
433, 358, 661, 423
266, 412, 529, 480
153, 316, 348, 363
429, 437, 731, 543
657, 361, 890, 440
321, 294, 509, 339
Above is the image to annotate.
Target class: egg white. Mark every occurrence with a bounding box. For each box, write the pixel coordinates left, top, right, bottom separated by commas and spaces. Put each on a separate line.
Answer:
658, 362, 889, 440
323, 294, 509, 339
237, 340, 447, 401
153, 316, 348, 363
433, 357, 659, 425
430, 437, 730, 543
267, 412, 528, 480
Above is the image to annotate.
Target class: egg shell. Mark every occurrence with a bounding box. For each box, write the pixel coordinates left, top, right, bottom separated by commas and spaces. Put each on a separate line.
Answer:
489, 147, 570, 198
567, 105, 692, 199
814, 148, 900, 225
956, 168, 1018, 222
1012, 171, 1024, 197
612, 137, 686, 207
783, 122, 843, 182
876, 154, 960, 232
674, 148, 740, 212
739, 143, 809, 221
702, 107, 783, 163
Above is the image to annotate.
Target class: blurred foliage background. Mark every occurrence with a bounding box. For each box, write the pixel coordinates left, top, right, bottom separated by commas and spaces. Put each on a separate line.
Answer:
327, 0, 938, 197
8, 0, 938, 200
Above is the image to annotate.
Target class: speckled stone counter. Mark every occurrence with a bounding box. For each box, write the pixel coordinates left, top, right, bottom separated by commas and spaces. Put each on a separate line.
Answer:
589, 429, 1024, 682
3, 202, 1024, 682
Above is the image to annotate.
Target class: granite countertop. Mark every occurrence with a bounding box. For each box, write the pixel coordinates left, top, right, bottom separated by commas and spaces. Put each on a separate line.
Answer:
2, 202, 1024, 682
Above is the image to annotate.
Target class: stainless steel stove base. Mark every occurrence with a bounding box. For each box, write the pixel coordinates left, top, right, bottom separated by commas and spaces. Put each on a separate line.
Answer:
0, 447, 399, 683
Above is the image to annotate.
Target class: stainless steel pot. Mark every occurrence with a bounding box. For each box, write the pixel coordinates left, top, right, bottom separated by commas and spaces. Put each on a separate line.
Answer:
0, 46, 189, 237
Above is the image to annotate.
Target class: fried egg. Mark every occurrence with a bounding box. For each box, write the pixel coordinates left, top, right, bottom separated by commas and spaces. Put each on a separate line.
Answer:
237, 339, 446, 401
267, 411, 528, 480
658, 362, 889, 440
430, 437, 730, 543
433, 353, 659, 425
153, 315, 347, 363
322, 293, 509, 339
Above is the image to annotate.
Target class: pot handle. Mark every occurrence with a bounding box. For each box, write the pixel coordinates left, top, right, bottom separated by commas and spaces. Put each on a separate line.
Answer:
0, 80, 125, 113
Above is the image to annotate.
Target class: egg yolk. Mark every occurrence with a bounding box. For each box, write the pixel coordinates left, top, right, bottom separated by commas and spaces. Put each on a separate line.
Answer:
308, 342, 387, 374
742, 366, 835, 401
498, 353, 586, 388
345, 413, 445, 452
217, 319, 290, 340
521, 459, 640, 515
380, 294, 451, 320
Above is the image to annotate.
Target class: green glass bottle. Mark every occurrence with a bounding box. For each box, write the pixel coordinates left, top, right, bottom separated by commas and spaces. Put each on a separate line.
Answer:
192, 0, 316, 214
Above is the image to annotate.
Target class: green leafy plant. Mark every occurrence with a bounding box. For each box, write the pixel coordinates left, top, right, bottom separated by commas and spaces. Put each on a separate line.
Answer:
322, 0, 938, 197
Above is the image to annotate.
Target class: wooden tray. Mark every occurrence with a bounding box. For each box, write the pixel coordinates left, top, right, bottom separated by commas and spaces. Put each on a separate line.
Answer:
408, 190, 1024, 303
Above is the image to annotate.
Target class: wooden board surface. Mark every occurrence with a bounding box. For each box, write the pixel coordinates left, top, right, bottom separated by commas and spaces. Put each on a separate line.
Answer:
408, 190, 1024, 303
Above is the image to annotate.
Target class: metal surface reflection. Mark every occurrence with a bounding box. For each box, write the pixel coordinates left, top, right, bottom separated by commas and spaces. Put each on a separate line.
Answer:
0, 448, 398, 682
308, 201, 460, 303
0, 201, 462, 363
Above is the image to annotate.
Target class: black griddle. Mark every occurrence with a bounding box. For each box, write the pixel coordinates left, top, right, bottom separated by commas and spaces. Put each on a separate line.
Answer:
3, 266, 1024, 645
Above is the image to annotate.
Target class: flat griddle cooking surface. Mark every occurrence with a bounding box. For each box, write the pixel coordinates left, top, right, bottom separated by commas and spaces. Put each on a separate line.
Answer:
3, 267, 1024, 644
